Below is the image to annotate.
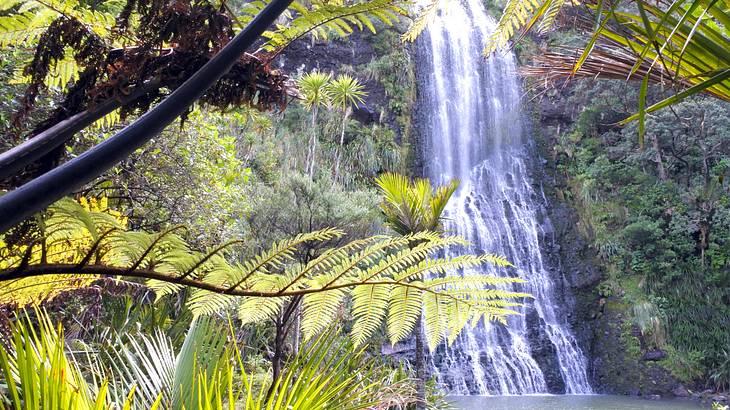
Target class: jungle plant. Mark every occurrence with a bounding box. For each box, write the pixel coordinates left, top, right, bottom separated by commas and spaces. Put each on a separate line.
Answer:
327, 74, 367, 182
521, 0, 730, 138
0, 309, 417, 409
297, 71, 332, 179
375, 172, 461, 410
710, 350, 730, 392
0, 309, 139, 409
631, 300, 666, 349
0, 196, 128, 306
0, 197, 526, 352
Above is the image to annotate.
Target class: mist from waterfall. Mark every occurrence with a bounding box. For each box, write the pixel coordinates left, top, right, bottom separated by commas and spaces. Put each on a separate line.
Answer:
416, 0, 593, 395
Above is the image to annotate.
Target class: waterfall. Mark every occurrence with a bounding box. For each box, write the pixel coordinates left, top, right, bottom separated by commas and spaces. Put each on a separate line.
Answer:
416, 0, 593, 395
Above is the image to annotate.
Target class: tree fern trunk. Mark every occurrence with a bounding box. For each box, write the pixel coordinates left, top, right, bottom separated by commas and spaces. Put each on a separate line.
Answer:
306, 106, 319, 178
415, 314, 426, 410
333, 107, 350, 183
267, 317, 285, 401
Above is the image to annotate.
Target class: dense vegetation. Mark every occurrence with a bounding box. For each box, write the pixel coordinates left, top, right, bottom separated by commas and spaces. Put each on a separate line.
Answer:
0, 0, 729, 407
547, 83, 730, 387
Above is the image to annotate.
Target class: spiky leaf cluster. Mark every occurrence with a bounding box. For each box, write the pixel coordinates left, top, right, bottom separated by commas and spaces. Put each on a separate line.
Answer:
1, 198, 530, 350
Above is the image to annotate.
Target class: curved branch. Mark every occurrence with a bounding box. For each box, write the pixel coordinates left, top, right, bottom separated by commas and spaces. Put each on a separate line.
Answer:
0, 80, 161, 182
0, 0, 294, 234
0, 264, 511, 306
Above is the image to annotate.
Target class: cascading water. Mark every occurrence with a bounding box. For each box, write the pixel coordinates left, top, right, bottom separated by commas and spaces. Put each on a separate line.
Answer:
416, 0, 593, 395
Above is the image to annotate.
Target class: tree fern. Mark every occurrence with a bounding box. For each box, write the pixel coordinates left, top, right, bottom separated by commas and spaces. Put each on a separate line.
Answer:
0, 197, 126, 306
236, 296, 290, 325
422, 292, 447, 350
301, 277, 347, 339
1, 198, 531, 351
387, 283, 423, 343
0, 11, 52, 47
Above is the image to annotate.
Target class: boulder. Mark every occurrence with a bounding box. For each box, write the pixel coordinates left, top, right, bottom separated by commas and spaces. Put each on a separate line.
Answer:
672, 385, 690, 397
642, 349, 667, 361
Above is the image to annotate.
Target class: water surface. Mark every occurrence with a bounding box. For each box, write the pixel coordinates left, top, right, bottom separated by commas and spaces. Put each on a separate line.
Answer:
451, 395, 702, 409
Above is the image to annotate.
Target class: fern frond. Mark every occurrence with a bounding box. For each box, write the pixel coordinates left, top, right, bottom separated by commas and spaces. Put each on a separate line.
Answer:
236, 296, 288, 325
2, 199, 532, 352
394, 254, 513, 282
262, 0, 407, 53
0, 11, 50, 47
401, 0, 445, 42
484, 0, 545, 55
422, 291, 447, 350
187, 289, 237, 317
301, 276, 347, 340
226, 228, 344, 291
387, 283, 422, 344
350, 284, 390, 346
446, 298, 472, 345
423, 274, 525, 290
279, 235, 383, 293
449, 288, 533, 300
357, 233, 467, 283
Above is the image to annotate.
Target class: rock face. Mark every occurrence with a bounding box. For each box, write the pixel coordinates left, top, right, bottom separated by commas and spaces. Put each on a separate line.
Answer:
275, 33, 408, 140
529, 82, 681, 397
525, 310, 567, 393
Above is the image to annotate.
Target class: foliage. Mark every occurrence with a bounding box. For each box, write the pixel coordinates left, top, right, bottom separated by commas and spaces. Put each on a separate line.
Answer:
0, 196, 127, 306
631, 300, 666, 349
242, 172, 379, 253
0, 197, 528, 350
553, 87, 730, 381
260, 0, 407, 55
0, 309, 418, 409
660, 345, 707, 385
710, 350, 730, 392
0, 309, 137, 409
328, 74, 367, 181
328, 75, 366, 114
298, 71, 332, 178
86, 108, 253, 246
376, 172, 459, 235
524, 0, 730, 127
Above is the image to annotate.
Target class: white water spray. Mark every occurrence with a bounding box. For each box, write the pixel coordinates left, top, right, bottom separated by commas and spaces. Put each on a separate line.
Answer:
417, 0, 593, 395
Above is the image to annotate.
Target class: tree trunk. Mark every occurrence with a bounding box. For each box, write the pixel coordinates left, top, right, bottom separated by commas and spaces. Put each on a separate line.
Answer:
292, 302, 301, 355
0, 80, 161, 183
415, 314, 427, 410
333, 107, 350, 183
306, 106, 319, 179
267, 315, 286, 401
265, 296, 301, 402
651, 134, 668, 181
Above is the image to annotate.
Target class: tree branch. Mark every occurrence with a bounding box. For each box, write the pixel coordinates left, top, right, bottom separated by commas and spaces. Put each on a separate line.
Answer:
0, 79, 161, 182
0, 0, 294, 234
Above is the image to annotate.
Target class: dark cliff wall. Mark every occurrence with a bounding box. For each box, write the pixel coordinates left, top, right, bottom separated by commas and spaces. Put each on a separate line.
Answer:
527, 81, 684, 397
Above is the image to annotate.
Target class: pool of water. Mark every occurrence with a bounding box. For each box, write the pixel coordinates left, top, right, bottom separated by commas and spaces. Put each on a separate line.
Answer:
450, 395, 704, 409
